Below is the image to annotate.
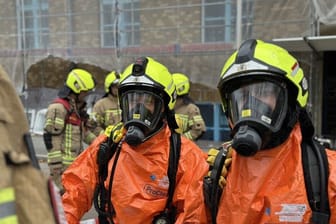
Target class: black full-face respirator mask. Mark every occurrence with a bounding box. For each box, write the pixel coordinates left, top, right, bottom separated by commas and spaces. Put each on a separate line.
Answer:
120, 90, 165, 146
224, 80, 292, 156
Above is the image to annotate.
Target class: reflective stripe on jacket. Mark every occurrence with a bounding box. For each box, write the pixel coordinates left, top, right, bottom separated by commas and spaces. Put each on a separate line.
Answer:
44, 100, 88, 165
217, 123, 336, 223
175, 103, 206, 140
0, 187, 18, 224
0, 65, 62, 224
62, 125, 209, 224
90, 94, 121, 136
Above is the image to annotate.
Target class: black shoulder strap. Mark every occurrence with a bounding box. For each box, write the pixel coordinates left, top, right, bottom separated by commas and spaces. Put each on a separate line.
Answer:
94, 136, 119, 224
157, 132, 181, 223
298, 107, 330, 223
152, 130, 181, 223
203, 146, 228, 224
167, 132, 181, 206
302, 138, 330, 224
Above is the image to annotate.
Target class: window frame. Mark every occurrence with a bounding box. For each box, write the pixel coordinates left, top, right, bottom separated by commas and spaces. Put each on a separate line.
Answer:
119, 0, 140, 47
202, 0, 253, 43
100, 0, 140, 48
17, 0, 49, 49
100, 0, 117, 48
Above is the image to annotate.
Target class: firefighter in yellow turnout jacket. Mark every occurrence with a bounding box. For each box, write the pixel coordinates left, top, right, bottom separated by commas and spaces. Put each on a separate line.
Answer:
0, 65, 65, 223
89, 71, 121, 136
43, 68, 96, 190
173, 73, 206, 141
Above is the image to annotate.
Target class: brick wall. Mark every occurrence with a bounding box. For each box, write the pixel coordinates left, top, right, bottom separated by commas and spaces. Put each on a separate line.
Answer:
0, 0, 319, 105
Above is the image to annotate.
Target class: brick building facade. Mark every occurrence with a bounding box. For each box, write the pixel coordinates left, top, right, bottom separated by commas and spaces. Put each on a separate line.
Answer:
0, 0, 335, 140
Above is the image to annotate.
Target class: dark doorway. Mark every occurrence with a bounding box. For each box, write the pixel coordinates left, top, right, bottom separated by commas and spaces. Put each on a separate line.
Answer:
322, 51, 336, 137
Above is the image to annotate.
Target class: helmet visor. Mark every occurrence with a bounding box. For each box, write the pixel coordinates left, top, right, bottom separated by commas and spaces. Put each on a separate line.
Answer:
121, 90, 164, 131
227, 81, 287, 132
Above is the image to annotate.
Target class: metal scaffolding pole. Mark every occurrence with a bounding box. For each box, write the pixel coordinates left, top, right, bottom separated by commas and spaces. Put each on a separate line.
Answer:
236, 0, 242, 49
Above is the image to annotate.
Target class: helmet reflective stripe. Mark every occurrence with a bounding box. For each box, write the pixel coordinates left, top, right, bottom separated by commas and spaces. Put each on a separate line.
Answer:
71, 70, 88, 91
172, 73, 190, 96
122, 75, 155, 86
119, 57, 177, 111
223, 60, 269, 79
66, 69, 95, 94
105, 71, 119, 93
0, 187, 18, 224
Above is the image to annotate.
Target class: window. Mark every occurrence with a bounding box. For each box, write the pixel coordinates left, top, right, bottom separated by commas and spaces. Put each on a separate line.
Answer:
101, 0, 118, 47
101, 0, 140, 47
202, 0, 253, 43
18, 0, 49, 49
196, 103, 231, 142
240, 0, 253, 41
119, 0, 140, 47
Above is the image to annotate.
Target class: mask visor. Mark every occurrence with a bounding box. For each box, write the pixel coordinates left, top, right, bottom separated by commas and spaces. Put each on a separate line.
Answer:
121, 90, 164, 132
227, 80, 287, 132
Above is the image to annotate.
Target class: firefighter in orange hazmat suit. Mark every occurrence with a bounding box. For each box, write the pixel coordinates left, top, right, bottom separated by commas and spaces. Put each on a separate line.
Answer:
62, 56, 209, 223
213, 39, 336, 223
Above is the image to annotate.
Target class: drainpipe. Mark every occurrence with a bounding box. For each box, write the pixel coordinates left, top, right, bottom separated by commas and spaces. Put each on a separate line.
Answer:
19, 0, 26, 94
67, 0, 73, 56
236, 0, 242, 49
